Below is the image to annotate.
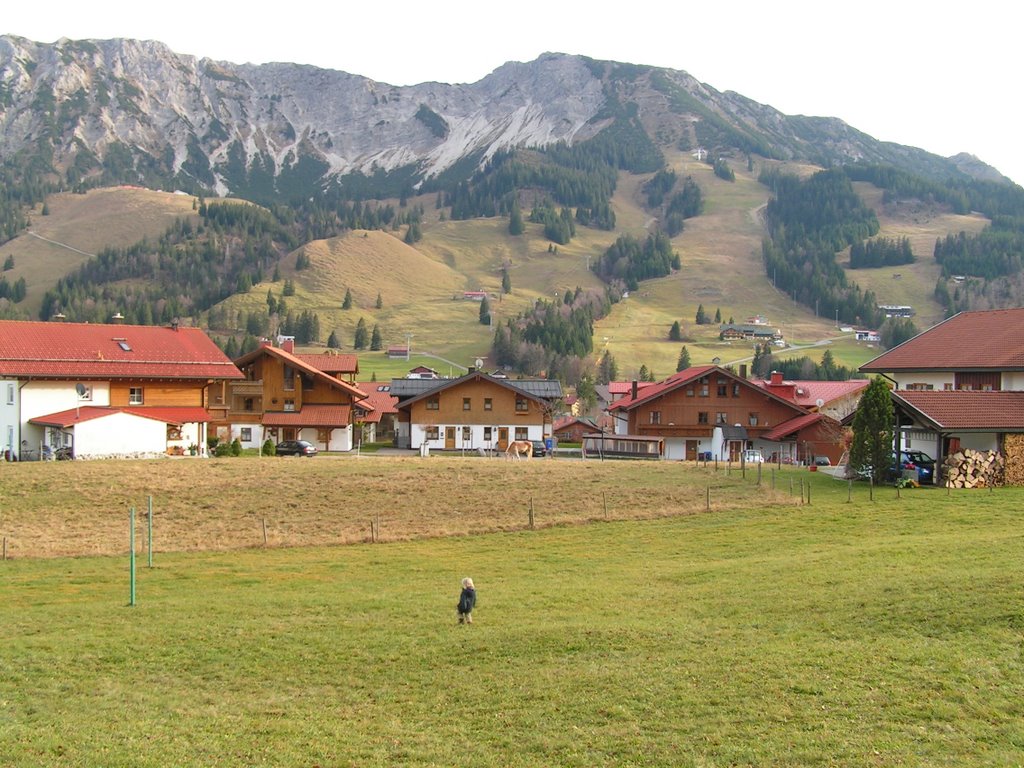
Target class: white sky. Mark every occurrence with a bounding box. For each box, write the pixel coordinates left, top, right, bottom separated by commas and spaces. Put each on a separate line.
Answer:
4, 1, 1022, 185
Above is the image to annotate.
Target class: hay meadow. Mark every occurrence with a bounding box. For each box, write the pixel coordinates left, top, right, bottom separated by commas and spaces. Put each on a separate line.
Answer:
2, 456, 1022, 766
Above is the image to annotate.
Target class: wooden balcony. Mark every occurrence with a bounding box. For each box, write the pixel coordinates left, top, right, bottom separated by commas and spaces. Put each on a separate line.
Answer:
230, 380, 264, 397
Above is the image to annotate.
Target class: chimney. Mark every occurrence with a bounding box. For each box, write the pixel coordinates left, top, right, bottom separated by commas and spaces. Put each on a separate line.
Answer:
259, 338, 272, 348
282, 338, 295, 354
111, 312, 124, 324
631, 379, 638, 400
739, 364, 748, 380
770, 371, 783, 386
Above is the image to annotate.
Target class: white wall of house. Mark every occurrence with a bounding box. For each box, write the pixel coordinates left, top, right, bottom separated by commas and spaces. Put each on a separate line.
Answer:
294, 425, 353, 452
1, 378, 18, 457
230, 422, 265, 450
1002, 373, 1024, 390
73, 412, 168, 458
410, 423, 542, 450
891, 373, 951, 390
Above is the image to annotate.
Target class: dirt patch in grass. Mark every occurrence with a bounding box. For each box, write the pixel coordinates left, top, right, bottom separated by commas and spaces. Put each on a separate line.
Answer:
0, 455, 786, 559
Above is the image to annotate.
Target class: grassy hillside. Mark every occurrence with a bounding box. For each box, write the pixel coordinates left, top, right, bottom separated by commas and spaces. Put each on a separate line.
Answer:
2, 459, 1022, 766
12, 165, 992, 378
5, 187, 200, 315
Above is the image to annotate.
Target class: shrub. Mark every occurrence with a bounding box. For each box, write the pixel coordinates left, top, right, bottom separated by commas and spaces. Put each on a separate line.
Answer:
231, 438, 242, 457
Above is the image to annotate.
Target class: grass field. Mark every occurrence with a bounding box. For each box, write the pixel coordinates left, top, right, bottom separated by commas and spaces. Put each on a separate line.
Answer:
1, 458, 1022, 766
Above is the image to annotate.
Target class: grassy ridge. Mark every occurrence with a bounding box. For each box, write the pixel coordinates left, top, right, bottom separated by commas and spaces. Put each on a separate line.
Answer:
2, 465, 1022, 766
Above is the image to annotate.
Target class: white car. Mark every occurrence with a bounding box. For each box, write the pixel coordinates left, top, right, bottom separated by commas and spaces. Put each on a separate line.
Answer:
742, 449, 765, 464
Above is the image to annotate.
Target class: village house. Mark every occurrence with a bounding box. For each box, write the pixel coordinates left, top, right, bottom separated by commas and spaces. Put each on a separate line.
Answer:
0, 319, 243, 459
354, 382, 399, 444
860, 307, 1024, 473
752, 371, 869, 422
551, 415, 599, 443
608, 365, 845, 463
222, 339, 371, 452
390, 370, 562, 452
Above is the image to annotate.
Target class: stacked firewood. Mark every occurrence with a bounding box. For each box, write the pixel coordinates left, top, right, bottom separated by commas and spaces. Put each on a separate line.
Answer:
943, 449, 1005, 488
1002, 434, 1024, 485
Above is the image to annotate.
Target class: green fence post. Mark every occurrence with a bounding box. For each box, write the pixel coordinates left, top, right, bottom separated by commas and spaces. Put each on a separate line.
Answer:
147, 495, 154, 568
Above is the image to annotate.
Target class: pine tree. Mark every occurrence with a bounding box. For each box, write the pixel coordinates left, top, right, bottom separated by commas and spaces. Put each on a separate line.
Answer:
669, 320, 682, 341
370, 324, 383, 351
508, 203, 524, 236
850, 377, 894, 484
327, 330, 340, 349
676, 345, 691, 372
283, 279, 295, 297
501, 268, 511, 294
479, 295, 491, 325
3, 255, 13, 271
354, 317, 369, 349
342, 288, 352, 310
714, 307, 722, 323
375, 291, 383, 309
597, 351, 618, 384
695, 304, 707, 325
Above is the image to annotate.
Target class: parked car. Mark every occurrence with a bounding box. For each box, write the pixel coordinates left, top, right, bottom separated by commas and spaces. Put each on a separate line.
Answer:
813, 457, 832, 466
531, 440, 547, 457
742, 449, 764, 464
276, 439, 318, 457
896, 450, 935, 483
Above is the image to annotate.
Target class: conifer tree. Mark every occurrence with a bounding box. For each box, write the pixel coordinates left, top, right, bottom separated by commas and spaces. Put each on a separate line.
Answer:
479, 295, 491, 325
850, 377, 894, 484
669, 320, 682, 341
370, 324, 383, 351
342, 288, 352, 310
354, 317, 369, 349
676, 345, 691, 372
375, 291, 383, 309
327, 330, 340, 349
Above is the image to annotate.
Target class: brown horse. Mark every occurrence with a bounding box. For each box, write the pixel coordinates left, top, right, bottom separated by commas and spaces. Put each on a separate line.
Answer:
504, 440, 534, 460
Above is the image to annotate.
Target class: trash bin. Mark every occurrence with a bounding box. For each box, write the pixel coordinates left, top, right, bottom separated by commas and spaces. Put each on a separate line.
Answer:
419, 443, 430, 457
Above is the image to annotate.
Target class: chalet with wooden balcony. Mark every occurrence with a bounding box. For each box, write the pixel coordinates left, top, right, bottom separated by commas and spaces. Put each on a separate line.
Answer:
0, 319, 243, 459
219, 339, 370, 452
391, 371, 562, 452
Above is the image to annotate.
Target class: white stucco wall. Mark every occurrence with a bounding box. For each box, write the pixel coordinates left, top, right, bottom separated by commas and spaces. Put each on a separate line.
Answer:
73, 412, 168, 458
410, 423, 541, 450
891, 373, 952, 390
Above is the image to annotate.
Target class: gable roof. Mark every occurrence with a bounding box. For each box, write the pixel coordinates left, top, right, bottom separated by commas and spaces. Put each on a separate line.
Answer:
893, 390, 1024, 431
292, 352, 359, 376
609, 365, 806, 413
395, 371, 562, 407
752, 378, 870, 409
29, 405, 212, 428
234, 344, 369, 403
861, 308, 1024, 373
761, 413, 825, 441
354, 383, 399, 424
0, 320, 243, 380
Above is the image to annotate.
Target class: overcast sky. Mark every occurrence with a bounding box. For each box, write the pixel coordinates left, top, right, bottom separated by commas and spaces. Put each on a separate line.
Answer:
5, 0, 1022, 185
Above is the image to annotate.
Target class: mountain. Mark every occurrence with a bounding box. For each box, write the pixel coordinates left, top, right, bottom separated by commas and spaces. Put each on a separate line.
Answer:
0, 35, 1008, 199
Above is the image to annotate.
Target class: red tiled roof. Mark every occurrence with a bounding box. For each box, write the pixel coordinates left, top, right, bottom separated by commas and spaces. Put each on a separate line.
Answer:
861, 308, 1024, 372
354, 383, 398, 424
761, 413, 824, 441
263, 404, 352, 427
608, 380, 657, 395
293, 353, 359, 375
0, 320, 243, 380
894, 390, 1024, 430
28, 405, 211, 428
608, 367, 716, 410
753, 379, 869, 408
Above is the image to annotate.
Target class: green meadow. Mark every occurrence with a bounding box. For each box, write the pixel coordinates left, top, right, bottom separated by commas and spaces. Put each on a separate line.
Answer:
2, 466, 1021, 767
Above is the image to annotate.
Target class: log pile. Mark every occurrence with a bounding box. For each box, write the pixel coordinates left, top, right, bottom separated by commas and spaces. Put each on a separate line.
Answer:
943, 449, 1005, 488
1002, 434, 1024, 485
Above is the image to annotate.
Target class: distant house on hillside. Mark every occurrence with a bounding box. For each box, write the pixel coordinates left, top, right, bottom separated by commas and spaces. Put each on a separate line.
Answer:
387, 346, 409, 359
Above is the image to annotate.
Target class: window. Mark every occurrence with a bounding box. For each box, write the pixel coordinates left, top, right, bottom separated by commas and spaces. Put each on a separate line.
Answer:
515, 427, 528, 440
650, 411, 661, 425
515, 396, 528, 412
698, 412, 709, 424
484, 398, 493, 411
129, 387, 144, 405
463, 397, 471, 411
698, 378, 709, 397
240, 428, 252, 442
425, 426, 439, 440
243, 397, 254, 412
6, 383, 13, 404
462, 426, 471, 441
716, 412, 728, 424
717, 382, 727, 397
686, 388, 694, 397
426, 396, 439, 411
733, 384, 741, 398
748, 412, 759, 426
283, 366, 295, 391
906, 383, 934, 391
283, 399, 295, 412
483, 427, 493, 441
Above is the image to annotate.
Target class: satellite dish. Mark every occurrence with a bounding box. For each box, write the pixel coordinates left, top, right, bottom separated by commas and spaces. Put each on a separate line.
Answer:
475, 358, 483, 369
815, 398, 825, 408
75, 383, 87, 396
